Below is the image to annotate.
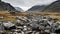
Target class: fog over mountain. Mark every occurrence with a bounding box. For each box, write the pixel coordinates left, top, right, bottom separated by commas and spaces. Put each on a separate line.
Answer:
15, 7, 23, 11
2, 0, 57, 11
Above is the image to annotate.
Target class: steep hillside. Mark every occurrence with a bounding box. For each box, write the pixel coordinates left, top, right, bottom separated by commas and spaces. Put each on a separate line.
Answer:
0, 0, 16, 11
43, 0, 60, 12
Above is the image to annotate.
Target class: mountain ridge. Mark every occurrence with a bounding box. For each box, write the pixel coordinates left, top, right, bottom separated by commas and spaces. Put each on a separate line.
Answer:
28, 5, 47, 11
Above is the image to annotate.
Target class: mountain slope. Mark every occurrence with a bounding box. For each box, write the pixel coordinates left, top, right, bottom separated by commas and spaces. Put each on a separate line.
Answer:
43, 0, 60, 12
0, 0, 16, 11
28, 5, 46, 11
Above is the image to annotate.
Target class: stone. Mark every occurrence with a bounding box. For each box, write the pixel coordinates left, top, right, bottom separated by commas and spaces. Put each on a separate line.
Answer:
3, 21, 15, 28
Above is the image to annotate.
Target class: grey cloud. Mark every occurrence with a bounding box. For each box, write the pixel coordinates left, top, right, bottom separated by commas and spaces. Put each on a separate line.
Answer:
2, 0, 25, 6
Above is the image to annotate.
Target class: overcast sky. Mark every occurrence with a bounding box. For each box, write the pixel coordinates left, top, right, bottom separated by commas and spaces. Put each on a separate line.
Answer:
2, 0, 57, 11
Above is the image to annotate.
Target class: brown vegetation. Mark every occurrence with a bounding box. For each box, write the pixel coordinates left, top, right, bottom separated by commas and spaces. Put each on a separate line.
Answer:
0, 11, 60, 21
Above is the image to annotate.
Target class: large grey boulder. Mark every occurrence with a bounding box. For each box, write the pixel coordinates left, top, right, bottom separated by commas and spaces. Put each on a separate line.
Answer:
3, 21, 15, 28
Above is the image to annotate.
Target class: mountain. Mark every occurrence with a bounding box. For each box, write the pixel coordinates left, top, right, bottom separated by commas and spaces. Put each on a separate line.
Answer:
0, 0, 16, 11
28, 5, 47, 11
15, 7, 23, 12
43, 0, 60, 12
